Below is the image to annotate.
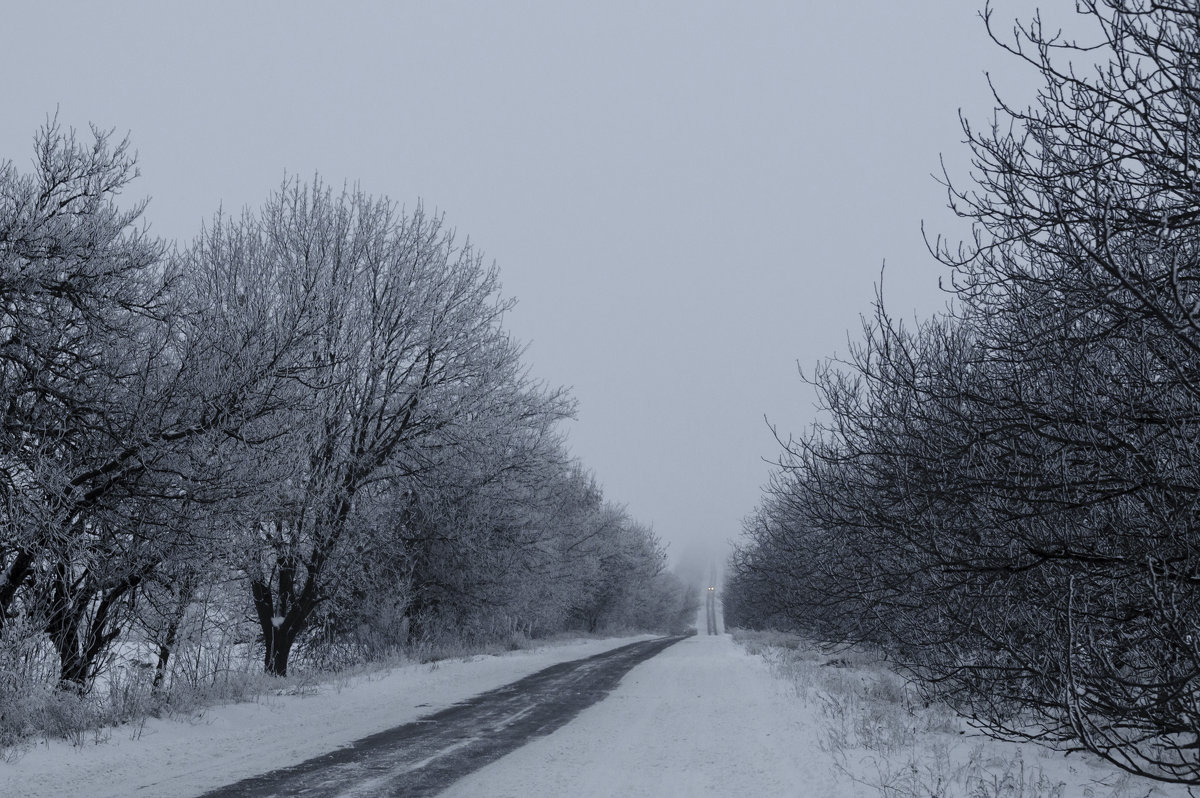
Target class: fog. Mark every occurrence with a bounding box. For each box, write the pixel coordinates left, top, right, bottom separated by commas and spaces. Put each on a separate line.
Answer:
0, 0, 1047, 568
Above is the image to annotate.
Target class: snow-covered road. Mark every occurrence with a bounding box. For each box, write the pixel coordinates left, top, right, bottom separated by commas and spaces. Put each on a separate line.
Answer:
0, 636, 656, 798
439, 605, 847, 798
199, 636, 688, 797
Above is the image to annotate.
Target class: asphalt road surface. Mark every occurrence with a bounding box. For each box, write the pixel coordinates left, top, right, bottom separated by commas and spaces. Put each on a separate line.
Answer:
199, 635, 688, 798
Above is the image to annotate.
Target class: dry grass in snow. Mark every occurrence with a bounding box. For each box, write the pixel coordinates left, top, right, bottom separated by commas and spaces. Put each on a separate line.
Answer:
732, 630, 1195, 798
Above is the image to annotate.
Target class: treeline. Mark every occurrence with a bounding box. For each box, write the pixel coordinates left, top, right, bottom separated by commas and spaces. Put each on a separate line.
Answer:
728, 2, 1200, 786
0, 121, 693, 726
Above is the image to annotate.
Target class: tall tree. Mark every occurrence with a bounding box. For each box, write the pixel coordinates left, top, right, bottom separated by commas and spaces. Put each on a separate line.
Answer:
191, 179, 556, 675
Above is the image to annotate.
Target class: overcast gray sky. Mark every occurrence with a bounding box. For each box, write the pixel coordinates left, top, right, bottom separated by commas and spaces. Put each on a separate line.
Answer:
2, 0, 1048, 566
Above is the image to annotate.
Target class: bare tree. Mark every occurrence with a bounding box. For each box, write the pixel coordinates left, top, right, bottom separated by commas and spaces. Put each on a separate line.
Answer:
732, 2, 1200, 783
188, 179, 568, 675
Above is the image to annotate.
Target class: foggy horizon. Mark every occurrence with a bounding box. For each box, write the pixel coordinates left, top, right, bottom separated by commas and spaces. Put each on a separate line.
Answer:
1, 1, 1048, 569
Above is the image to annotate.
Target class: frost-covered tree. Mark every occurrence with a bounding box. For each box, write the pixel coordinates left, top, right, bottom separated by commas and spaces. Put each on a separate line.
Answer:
0, 122, 322, 691
732, 1, 1200, 784
190, 179, 565, 675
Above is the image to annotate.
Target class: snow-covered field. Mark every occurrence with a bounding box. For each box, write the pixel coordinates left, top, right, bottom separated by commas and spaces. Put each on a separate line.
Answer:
0, 635, 652, 798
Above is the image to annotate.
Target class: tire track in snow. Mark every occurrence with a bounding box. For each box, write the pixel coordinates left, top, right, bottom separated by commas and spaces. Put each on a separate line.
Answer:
198, 635, 687, 798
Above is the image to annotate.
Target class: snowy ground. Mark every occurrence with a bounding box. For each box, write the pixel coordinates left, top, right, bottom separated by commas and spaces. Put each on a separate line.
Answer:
440, 604, 1196, 798
438, 624, 851, 797
6, 601, 1187, 798
734, 630, 1196, 798
0, 635, 651, 798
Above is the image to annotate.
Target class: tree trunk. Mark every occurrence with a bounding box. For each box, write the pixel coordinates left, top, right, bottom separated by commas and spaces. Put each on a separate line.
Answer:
54, 632, 88, 692
153, 620, 179, 691
47, 571, 138, 693
153, 579, 196, 691
46, 565, 88, 692
0, 548, 34, 632
251, 576, 308, 677
260, 618, 299, 677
